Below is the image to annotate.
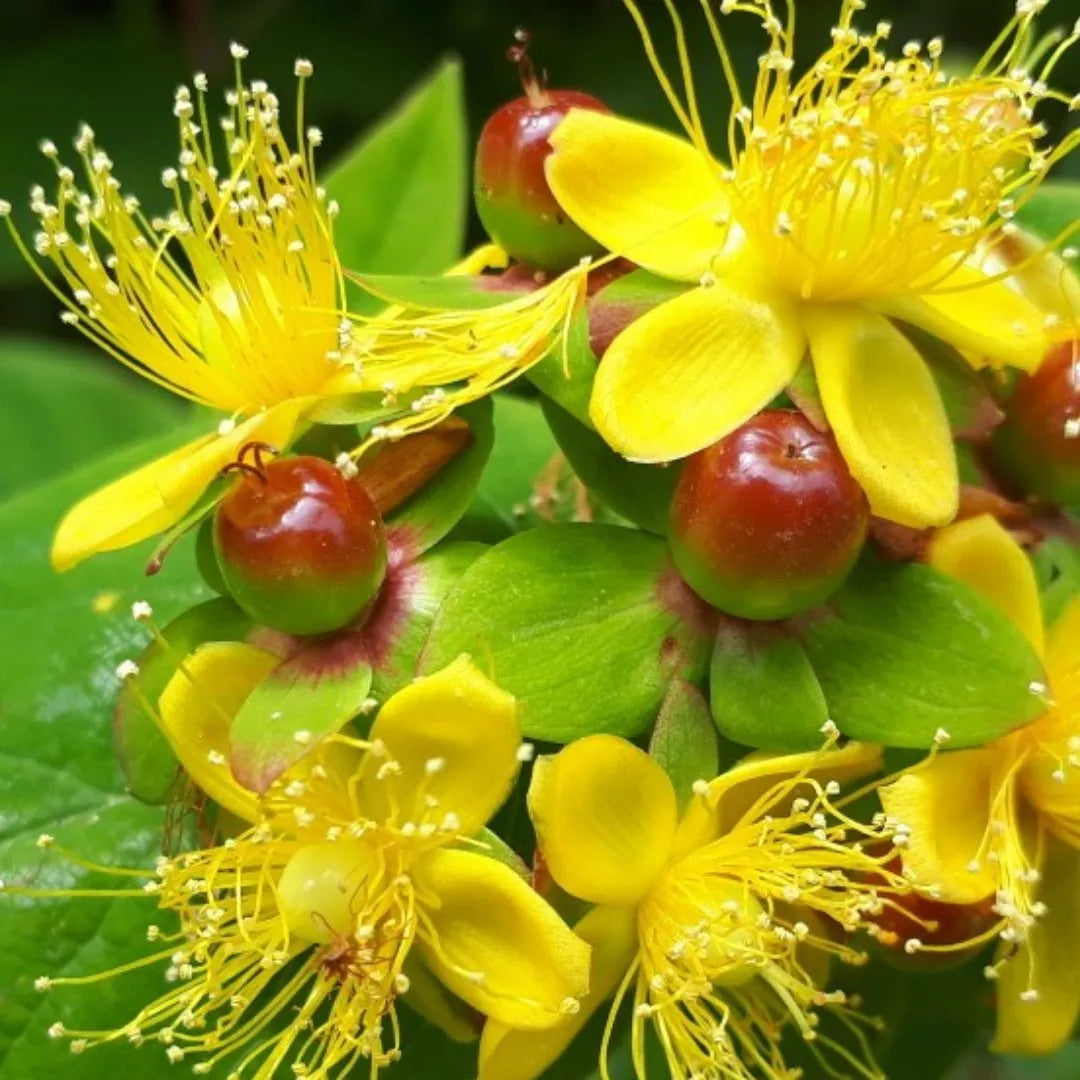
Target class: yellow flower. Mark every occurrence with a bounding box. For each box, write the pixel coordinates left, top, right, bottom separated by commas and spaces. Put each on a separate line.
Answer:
880, 513, 1080, 1055
545, 0, 1080, 527
479, 733, 905, 1080
0, 53, 586, 571
5, 651, 589, 1077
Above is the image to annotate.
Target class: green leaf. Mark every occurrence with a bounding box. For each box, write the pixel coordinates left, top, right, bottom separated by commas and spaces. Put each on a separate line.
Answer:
648, 680, 719, 810
1017, 181, 1080, 270
902, 324, 1002, 441
453, 395, 561, 542
369, 540, 488, 700
228, 648, 373, 793
710, 617, 829, 752
786, 357, 827, 430
419, 524, 714, 741
1033, 532, 1080, 626
0, 433, 208, 1079
585, 268, 688, 360
470, 827, 530, 880
116, 598, 251, 803
542, 397, 677, 536
386, 399, 494, 555
798, 554, 1047, 748
0, 338, 183, 502
351, 272, 513, 311
327, 59, 467, 281
527, 308, 598, 426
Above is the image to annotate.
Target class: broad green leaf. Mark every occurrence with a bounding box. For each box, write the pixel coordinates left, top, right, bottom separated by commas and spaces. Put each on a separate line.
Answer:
710, 617, 829, 752
648, 679, 719, 810
228, 649, 373, 793
419, 524, 714, 742
799, 554, 1047, 748
116, 598, 251, 803
542, 398, 677, 536
0, 338, 183, 501
327, 59, 467, 280
386, 399, 494, 556
369, 540, 488, 700
0, 432, 208, 1079
1017, 182, 1080, 270
454, 395, 561, 542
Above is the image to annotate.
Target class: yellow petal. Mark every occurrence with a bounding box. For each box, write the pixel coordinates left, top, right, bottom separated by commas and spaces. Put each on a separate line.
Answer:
478, 904, 639, 1080
415, 847, 591, 1031
359, 656, 520, 836
157, 641, 280, 822
977, 228, 1080, 329
928, 514, 1045, 657
803, 303, 958, 527
52, 402, 303, 571
1019, 596, 1080, 832
878, 749, 1000, 903
528, 734, 677, 905
591, 282, 805, 463
875, 265, 1047, 373
675, 743, 883, 855
546, 109, 727, 281
993, 842, 1080, 1055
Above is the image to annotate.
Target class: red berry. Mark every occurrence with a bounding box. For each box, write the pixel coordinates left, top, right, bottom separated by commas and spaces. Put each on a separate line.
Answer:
214, 454, 387, 636
669, 410, 869, 620
869, 856, 998, 969
991, 340, 1080, 506
474, 34, 608, 271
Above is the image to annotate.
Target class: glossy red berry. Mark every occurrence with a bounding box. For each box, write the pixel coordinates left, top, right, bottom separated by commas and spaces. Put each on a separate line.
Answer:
669, 410, 869, 620
474, 33, 608, 271
991, 340, 1080, 506
214, 453, 387, 636
869, 856, 998, 969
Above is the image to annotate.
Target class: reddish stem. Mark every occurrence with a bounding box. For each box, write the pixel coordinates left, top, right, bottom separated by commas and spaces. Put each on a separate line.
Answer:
508, 28, 549, 108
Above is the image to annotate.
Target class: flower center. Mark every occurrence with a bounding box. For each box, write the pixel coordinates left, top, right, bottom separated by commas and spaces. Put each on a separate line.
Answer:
727, 16, 1071, 302
11, 63, 342, 416
642, 871, 766, 991
277, 840, 383, 944
625, 0, 1079, 303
